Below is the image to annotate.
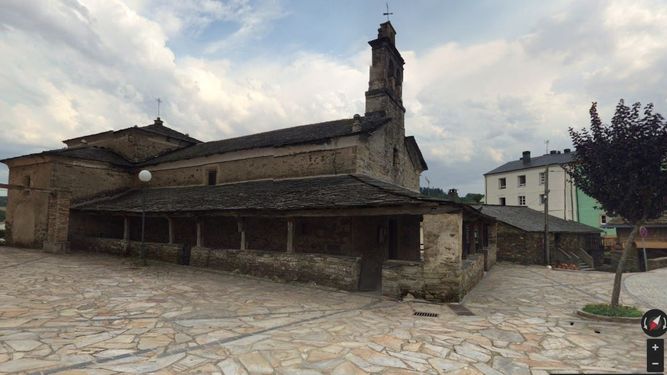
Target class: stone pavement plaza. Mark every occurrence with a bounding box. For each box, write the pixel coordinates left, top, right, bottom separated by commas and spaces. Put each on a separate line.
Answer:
0, 247, 656, 374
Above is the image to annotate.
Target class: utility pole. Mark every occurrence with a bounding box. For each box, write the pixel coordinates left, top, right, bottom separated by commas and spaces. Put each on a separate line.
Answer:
544, 165, 550, 265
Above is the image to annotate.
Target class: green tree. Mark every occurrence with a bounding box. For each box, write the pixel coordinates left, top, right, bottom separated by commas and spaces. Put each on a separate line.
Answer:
567, 100, 667, 307
461, 193, 484, 204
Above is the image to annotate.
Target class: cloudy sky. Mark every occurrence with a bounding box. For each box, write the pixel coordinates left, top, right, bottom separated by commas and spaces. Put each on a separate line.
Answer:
1, 0, 666, 195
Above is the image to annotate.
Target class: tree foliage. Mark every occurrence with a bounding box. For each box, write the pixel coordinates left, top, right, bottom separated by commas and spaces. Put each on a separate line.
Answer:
567, 100, 667, 223
567, 100, 667, 307
420, 187, 484, 204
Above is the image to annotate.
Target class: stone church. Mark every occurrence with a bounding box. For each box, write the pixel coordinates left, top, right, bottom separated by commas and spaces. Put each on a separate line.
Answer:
1, 22, 497, 302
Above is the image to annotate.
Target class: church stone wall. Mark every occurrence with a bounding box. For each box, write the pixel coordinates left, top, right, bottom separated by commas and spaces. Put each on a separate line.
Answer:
148, 147, 357, 187
52, 161, 133, 202
357, 120, 420, 191
5, 162, 53, 248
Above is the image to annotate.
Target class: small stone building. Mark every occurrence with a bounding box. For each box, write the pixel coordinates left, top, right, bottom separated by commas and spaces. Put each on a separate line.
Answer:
475, 205, 601, 266
1, 21, 496, 302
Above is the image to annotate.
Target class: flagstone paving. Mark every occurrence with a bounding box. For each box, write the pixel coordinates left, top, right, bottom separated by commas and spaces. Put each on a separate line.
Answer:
0, 246, 653, 374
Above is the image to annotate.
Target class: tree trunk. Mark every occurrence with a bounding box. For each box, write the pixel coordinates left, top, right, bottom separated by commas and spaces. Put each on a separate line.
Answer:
610, 221, 642, 308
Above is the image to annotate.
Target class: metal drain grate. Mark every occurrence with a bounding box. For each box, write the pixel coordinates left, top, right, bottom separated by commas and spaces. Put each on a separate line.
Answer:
448, 304, 475, 316
414, 311, 439, 318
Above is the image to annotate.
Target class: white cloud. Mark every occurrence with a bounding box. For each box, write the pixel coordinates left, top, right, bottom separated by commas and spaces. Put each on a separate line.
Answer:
1, 0, 667, 196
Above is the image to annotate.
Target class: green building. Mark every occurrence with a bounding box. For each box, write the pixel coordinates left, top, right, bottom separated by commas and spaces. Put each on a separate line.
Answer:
576, 187, 616, 237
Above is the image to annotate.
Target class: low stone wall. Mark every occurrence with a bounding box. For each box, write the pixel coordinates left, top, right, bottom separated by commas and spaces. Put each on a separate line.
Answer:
70, 236, 181, 264
190, 247, 361, 291
482, 245, 497, 271
648, 256, 667, 270
127, 241, 181, 264
71, 236, 129, 255
382, 260, 424, 298
461, 254, 485, 296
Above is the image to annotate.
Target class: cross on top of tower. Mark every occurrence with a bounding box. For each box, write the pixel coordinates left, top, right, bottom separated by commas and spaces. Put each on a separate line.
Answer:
383, 2, 393, 21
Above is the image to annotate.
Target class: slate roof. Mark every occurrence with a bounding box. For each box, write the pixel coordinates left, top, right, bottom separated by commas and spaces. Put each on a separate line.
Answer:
63, 118, 201, 145
138, 121, 201, 144
0, 146, 133, 167
405, 136, 428, 171
473, 205, 601, 233
140, 114, 390, 166
606, 214, 667, 227
485, 152, 575, 175
73, 174, 450, 214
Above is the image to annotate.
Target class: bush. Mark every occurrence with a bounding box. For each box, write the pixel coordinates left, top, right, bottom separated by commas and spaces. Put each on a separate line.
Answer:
583, 303, 643, 317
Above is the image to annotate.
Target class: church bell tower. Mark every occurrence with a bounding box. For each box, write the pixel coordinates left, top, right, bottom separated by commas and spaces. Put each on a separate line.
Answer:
365, 21, 405, 115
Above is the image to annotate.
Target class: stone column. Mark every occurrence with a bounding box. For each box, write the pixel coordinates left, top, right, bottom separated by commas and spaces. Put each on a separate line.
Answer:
123, 216, 130, 241
167, 217, 174, 244
44, 190, 72, 253
196, 221, 202, 248
238, 218, 246, 250
286, 218, 294, 253
421, 212, 463, 302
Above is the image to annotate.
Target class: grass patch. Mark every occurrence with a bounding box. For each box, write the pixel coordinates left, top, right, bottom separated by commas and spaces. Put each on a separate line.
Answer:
583, 303, 643, 317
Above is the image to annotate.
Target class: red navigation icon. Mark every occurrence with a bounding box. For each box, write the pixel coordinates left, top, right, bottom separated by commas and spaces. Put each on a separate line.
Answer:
642, 309, 667, 337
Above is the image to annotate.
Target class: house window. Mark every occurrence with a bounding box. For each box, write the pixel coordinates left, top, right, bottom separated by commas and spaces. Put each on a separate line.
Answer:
518, 196, 526, 205
600, 215, 607, 225
392, 147, 399, 167
207, 169, 217, 186
499, 197, 506, 206
539, 172, 545, 185
23, 175, 31, 188
518, 175, 526, 187
499, 178, 506, 189
540, 194, 546, 205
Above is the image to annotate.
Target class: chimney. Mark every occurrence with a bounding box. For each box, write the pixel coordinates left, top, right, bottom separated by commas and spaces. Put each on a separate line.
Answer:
564, 148, 571, 153
154, 117, 163, 126
447, 188, 459, 199
352, 114, 362, 132
550, 150, 557, 155
521, 151, 531, 164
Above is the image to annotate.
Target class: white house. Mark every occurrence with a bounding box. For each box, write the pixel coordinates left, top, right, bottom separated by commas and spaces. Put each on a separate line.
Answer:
484, 150, 578, 221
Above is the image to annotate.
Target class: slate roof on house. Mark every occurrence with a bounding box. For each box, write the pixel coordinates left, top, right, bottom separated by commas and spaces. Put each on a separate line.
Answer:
474, 205, 601, 233
485, 151, 575, 175
405, 136, 428, 171
73, 174, 450, 213
606, 214, 667, 227
0, 146, 133, 167
140, 114, 391, 166
62, 118, 201, 146
138, 120, 201, 144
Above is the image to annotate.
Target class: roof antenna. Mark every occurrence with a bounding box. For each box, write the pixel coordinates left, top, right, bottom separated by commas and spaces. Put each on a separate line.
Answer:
153, 98, 164, 126
383, 2, 393, 21
156, 97, 162, 118
545, 139, 549, 154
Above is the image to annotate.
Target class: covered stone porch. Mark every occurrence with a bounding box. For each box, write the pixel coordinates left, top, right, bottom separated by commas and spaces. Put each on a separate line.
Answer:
69, 175, 496, 301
